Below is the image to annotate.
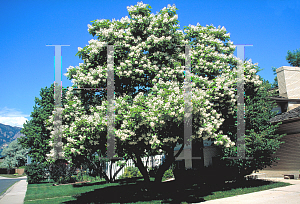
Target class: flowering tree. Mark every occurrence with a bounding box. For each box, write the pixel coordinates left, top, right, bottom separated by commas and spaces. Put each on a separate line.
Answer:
47, 2, 263, 183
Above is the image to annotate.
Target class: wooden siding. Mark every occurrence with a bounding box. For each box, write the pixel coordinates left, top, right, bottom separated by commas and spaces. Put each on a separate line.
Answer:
268, 133, 300, 171
276, 119, 300, 135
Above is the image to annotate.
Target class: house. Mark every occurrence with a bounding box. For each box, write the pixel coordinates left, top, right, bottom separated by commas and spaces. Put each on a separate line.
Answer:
259, 66, 300, 178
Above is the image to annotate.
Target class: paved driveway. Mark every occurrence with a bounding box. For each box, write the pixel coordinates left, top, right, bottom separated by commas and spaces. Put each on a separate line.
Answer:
194, 178, 300, 204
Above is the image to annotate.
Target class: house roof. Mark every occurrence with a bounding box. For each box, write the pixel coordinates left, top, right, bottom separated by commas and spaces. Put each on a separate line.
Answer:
270, 105, 300, 123
267, 87, 278, 92
268, 96, 300, 102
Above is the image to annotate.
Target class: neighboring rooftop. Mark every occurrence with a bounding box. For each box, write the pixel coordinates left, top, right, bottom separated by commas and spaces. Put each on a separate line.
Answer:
267, 87, 279, 92
269, 96, 300, 102
270, 105, 300, 123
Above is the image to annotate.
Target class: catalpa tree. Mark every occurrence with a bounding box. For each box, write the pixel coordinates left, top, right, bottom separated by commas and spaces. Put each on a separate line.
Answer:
46, 2, 262, 183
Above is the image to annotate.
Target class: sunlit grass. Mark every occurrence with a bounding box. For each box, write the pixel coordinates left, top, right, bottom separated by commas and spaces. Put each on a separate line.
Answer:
0, 174, 25, 178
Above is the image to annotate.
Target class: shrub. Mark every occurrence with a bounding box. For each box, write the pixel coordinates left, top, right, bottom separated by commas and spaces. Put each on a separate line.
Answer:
119, 166, 142, 179
25, 163, 47, 184
76, 170, 91, 182
49, 159, 76, 184
148, 166, 174, 180
163, 168, 174, 180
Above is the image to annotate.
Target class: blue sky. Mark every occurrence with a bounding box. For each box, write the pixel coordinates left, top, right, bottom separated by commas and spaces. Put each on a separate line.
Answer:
0, 0, 299, 128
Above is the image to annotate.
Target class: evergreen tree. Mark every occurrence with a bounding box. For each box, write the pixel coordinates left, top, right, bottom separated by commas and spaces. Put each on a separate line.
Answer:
286, 48, 300, 67
271, 67, 278, 88
19, 83, 67, 163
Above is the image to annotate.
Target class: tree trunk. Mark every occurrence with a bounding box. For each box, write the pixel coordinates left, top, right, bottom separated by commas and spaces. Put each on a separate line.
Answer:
154, 159, 169, 183
154, 144, 184, 183
109, 161, 113, 182
112, 160, 127, 181
91, 156, 109, 183
131, 153, 150, 183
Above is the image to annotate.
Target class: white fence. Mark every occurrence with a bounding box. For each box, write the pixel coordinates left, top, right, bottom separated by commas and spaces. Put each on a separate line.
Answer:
105, 155, 164, 179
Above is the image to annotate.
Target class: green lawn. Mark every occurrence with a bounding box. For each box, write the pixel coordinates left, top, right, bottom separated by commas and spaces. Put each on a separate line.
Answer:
0, 174, 26, 178
24, 177, 291, 204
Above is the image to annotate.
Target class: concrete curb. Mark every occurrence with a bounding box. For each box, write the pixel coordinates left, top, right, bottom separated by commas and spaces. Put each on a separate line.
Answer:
0, 179, 28, 204
0, 180, 19, 200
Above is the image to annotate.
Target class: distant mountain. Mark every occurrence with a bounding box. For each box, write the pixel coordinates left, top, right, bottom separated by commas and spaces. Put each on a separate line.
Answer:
0, 123, 25, 155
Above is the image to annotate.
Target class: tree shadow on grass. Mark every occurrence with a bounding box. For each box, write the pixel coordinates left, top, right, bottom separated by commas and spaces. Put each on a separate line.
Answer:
63, 178, 273, 204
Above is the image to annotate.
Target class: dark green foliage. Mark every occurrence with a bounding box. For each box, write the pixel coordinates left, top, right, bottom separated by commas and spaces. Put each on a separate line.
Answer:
18, 83, 67, 163
49, 159, 76, 184
219, 68, 285, 179
119, 166, 173, 180
162, 168, 174, 180
25, 162, 47, 184
286, 48, 300, 67
149, 166, 174, 178
119, 166, 143, 179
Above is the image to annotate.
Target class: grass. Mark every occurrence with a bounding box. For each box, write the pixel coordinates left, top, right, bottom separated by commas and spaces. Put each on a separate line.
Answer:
0, 174, 26, 178
24, 177, 291, 204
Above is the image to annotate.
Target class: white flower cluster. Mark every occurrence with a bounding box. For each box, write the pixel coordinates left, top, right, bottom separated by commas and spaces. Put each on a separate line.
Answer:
214, 135, 235, 148
47, 2, 266, 158
45, 107, 67, 160
108, 79, 228, 151
127, 1, 148, 12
